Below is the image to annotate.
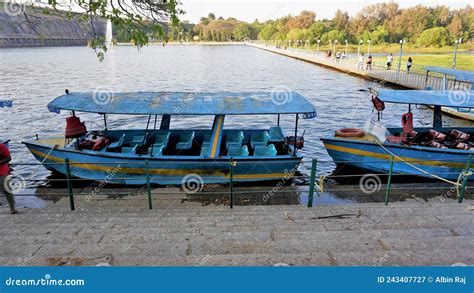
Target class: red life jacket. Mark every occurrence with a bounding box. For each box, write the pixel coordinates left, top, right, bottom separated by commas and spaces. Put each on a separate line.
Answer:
401, 112, 414, 133
65, 116, 87, 138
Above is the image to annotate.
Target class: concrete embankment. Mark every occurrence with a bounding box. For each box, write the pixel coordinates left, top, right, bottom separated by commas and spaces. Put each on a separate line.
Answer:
0, 3, 105, 47
1, 189, 472, 266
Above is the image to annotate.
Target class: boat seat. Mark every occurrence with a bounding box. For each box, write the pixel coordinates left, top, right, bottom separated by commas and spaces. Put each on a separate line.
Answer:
107, 134, 125, 150
228, 145, 249, 157
226, 131, 244, 149
176, 131, 195, 150
121, 145, 138, 154
148, 144, 164, 156
130, 134, 147, 146
250, 131, 269, 149
154, 132, 170, 148
269, 127, 285, 142
253, 144, 277, 156
200, 145, 210, 156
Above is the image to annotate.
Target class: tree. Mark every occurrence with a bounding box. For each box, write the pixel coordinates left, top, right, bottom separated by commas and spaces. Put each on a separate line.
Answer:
233, 23, 256, 40
258, 23, 278, 40
287, 10, 315, 30
416, 27, 450, 47
332, 9, 349, 31
15, 0, 182, 60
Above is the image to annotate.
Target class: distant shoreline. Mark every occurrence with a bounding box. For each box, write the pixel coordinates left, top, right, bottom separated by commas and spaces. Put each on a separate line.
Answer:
116, 41, 245, 46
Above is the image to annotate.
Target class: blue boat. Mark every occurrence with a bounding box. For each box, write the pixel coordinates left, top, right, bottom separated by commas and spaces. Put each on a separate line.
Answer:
23, 91, 316, 185
321, 89, 474, 181
424, 66, 474, 121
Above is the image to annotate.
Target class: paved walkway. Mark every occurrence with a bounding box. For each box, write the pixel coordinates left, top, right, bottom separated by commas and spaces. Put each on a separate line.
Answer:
1, 190, 473, 266
248, 43, 472, 91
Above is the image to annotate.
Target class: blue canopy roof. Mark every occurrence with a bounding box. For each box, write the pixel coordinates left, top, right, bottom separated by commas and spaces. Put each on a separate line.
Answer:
47, 91, 317, 117
425, 66, 474, 84
377, 89, 474, 108
0, 100, 12, 108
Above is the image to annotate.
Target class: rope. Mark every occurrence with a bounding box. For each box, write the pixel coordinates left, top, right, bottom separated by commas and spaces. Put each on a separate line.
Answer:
318, 175, 325, 192
375, 140, 461, 187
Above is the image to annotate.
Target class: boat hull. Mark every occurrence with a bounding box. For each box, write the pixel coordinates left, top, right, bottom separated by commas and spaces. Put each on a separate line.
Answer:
321, 137, 473, 181
23, 140, 301, 185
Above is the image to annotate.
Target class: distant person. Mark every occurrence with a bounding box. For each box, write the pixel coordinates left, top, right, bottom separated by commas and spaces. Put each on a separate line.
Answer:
386, 53, 393, 70
327, 50, 332, 59
406, 57, 413, 73
335, 51, 341, 63
341, 52, 346, 60
366, 55, 373, 70
358, 53, 365, 70
0, 143, 17, 214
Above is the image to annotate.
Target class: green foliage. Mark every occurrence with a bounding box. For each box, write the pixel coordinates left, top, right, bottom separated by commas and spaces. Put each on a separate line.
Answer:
258, 23, 278, 40
416, 27, 450, 47
39, 0, 183, 60
233, 23, 257, 41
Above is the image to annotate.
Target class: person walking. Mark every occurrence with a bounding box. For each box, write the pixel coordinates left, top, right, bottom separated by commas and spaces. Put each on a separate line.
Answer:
0, 142, 17, 214
406, 57, 413, 73
386, 53, 393, 70
366, 55, 373, 70
358, 53, 365, 70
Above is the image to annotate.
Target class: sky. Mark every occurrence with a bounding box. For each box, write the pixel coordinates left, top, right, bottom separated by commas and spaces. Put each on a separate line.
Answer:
179, 0, 472, 23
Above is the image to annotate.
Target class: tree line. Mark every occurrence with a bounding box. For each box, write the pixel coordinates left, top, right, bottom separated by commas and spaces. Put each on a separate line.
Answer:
115, 2, 473, 48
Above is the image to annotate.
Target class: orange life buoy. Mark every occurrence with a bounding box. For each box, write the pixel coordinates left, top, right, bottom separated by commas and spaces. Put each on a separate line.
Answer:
335, 128, 365, 138
92, 137, 110, 151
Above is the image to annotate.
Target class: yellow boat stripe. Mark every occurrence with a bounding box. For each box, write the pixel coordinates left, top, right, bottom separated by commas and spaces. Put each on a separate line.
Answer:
324, 143, 466, 168
29, 148, 288, 179
210, 115, 224, 158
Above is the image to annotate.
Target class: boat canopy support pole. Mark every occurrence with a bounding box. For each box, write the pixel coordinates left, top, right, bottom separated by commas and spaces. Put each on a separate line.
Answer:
103, 114, 107, 130
209, 115, 225, 158
433, 106, 442, 129
277, 114, 280, 126
160, 115, 171, 130
293, 114, 299, 156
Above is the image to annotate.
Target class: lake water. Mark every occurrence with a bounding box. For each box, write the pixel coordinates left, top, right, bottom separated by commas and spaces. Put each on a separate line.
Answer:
0, 44, 470, 191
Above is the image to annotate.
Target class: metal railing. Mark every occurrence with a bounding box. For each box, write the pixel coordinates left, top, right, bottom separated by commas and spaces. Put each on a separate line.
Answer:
6, 155, 473, 211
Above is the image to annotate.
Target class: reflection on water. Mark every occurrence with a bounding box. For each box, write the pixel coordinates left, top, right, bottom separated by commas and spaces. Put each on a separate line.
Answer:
0, 45, 471, 198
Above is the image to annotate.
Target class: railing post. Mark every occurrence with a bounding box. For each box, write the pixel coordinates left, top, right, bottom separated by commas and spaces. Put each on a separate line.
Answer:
64, 158, 75, 211
145, 159, 152, 210
458, 154, 472, 203
384, 156, 394, 205
229, 158, 235, 209
307, 158, 317, 207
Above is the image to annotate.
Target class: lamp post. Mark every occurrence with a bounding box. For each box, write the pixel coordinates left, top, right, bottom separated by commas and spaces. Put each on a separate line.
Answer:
344, 39, 348, 56
367, 40, 371, 56
334, 40, 338, 56
317, 39, 320, 55
397, 39, 404, 80
453, 38, 462, 69
357, 39, 363, 57
306, 39, 310, 50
